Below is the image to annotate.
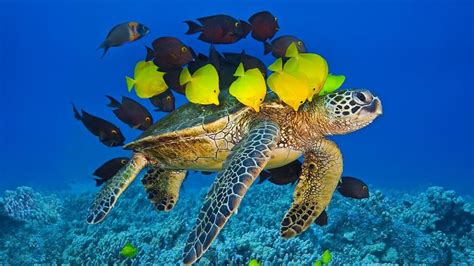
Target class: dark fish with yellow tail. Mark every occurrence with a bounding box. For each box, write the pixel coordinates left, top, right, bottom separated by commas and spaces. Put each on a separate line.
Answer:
72, 104, 125, 147
106, 96, 153, 131
93, 157, 130, 186
149, 89, 175, 112
337, 176, 369, 199
185, 15, 251, 44
145, 37, 194, 71
263, 35, 306, 58
248, 11, 279, 42
258, 160, 302, 185
98, 22, 149, 58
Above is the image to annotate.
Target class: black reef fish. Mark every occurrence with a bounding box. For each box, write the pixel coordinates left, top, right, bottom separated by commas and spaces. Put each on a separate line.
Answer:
98, 22, 149, 58
223, 50, 267, 78
258, 160, 302, 185
337, 176, 369, 199
106, 96, 153, 131
248, 11, 279, 42
264, 35, 306, 58
163, 68, 186, 95
149, 89, 175, 112
185, 15, 251, 44
314, 209, 328, 226
72, 104, 125, 147
145, 37, 194, 71
188, 46, 223, 74
93, 157, 129, 186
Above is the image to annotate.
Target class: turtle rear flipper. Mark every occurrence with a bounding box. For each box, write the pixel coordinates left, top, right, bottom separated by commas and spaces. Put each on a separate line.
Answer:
142, 168, 187, 211
86, 153, 148, 224
182, 120, 280, 264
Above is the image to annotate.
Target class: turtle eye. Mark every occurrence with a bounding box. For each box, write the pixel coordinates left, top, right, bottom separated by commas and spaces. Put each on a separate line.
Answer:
111, 129, 118, 135
166, 96, 171, 101
234, 22, 240, 28
297, 40, 303, 46
181, 46, 188, 53
354, 91, 372, 104
121, 159, 127, 164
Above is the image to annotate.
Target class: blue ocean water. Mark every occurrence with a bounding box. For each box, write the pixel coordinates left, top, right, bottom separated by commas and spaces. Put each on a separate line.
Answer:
1, 0, 473, 264
1, 0, 472, 194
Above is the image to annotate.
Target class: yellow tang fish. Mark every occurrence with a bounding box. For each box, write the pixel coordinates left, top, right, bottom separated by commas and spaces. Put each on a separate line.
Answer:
284, 43, 328, 101
229, 63, 266, 112
319, 74, 346, 96
180, 64, 220, 105
267, 58, 309, 111
126, 60, 168, 99
119, 242, 138, 258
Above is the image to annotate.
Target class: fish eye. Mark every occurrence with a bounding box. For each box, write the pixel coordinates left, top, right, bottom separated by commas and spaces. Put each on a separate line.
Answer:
166, 96, 172, 101
275, 17, 278, 21
259, 98, 263, 102
363, 186, 368, 190
297, 40, 303, 46
121, 159, 127, 164
145, 117, 151, 122
111, 129, 118, 135
181, 46, 188, 53
234, 22, 240, 28
213, 89, 217, 93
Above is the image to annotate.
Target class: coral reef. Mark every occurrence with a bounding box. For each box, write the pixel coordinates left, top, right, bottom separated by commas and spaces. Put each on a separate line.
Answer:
2, 186, 62, 224
0, 182, 472, 265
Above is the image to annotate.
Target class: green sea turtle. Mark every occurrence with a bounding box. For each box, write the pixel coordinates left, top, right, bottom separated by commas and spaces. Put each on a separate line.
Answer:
86, 89, 382, 264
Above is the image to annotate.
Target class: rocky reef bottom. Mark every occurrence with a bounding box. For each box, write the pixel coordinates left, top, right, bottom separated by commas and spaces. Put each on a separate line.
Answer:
0, 182, 473, 265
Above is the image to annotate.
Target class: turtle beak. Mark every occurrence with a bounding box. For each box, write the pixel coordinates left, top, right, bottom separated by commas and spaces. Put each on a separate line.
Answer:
363, 97, 383, 115
373, 97, 383, 115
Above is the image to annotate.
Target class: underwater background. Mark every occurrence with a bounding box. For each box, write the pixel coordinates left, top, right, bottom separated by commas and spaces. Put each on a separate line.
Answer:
0, 0, 473, 264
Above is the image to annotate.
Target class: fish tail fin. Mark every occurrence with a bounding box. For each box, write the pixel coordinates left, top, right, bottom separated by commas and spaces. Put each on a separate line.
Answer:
145, 46, 154, 61
263, 41, 272, 55
184, 20, 202, 35
94, 178, 105, 187
106, 95, 121, 108
258, 170, 271, 184
126, 76, 136, 91
71, 103, 82, 121
100, 46, 110, 59
179, 67, 192, 85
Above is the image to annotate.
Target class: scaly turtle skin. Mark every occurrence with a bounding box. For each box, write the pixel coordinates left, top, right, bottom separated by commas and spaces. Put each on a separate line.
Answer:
86, 89, 382, 264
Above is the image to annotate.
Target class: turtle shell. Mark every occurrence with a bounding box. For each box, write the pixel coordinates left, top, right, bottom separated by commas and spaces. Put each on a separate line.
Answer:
132, 91, 279, 143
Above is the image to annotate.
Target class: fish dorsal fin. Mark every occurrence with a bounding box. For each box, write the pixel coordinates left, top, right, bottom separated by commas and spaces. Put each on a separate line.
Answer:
320, 74, 346, 96
234, 63, 245, 77
179, 67, 193, 85
268, 58, 283, 72
285, 42, 299, 58
197, 14, 225, 24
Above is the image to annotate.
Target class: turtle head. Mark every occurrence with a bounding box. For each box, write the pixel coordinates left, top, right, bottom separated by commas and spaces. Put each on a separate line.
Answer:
315, 89, 382, 135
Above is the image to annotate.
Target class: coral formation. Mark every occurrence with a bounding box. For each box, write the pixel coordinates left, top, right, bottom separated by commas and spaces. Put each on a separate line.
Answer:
2, 186, 62, 224
0, 183, 472, 265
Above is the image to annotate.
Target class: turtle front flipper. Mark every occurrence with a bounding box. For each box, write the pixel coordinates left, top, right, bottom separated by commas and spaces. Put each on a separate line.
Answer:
142, 168, 187, 211
86, 153, 148, 224
182, 120, 280, 264
280, 139, 342, 238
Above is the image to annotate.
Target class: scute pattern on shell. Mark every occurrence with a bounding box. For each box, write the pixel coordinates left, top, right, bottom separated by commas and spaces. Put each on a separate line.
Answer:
133, 91, 280, 142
